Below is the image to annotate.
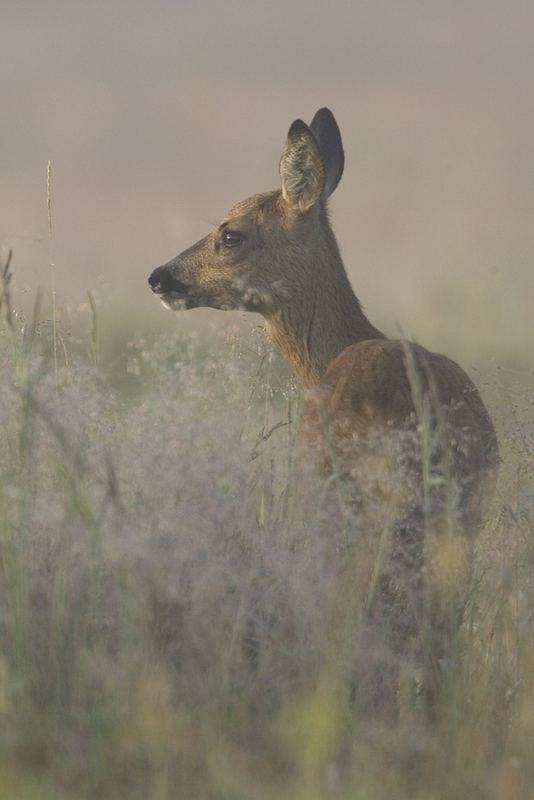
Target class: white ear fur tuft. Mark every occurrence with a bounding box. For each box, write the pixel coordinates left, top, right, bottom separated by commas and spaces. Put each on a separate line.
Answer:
279, 120, 325, 213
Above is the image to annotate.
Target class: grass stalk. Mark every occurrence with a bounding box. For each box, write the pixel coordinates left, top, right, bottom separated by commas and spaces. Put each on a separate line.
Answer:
47, 161, 59, 395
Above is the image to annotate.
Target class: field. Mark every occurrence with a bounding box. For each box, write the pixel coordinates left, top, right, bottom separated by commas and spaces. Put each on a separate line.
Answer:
1, 252, 533, 800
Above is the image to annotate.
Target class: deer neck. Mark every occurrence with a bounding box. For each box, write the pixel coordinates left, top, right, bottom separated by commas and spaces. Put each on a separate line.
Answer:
264, 247, 385, 387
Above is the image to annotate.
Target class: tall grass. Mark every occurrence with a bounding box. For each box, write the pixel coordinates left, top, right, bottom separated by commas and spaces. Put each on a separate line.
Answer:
0, 254, 533, 798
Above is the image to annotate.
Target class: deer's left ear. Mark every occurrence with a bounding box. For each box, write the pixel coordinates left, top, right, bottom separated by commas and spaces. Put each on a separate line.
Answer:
279, 119, 325, 213
310, 108, 344, 198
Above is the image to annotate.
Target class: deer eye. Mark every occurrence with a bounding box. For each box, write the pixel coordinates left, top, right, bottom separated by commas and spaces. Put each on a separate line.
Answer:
220, 229, 244, 248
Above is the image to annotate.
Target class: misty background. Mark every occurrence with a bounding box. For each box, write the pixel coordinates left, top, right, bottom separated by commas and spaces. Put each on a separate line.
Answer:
2, 0, 533, 366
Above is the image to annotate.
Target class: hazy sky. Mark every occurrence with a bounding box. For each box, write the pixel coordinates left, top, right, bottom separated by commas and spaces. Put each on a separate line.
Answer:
1, 0, 533, 360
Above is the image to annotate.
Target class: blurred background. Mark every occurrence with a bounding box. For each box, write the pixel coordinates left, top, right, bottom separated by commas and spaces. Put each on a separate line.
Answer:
1, 0, 533, 367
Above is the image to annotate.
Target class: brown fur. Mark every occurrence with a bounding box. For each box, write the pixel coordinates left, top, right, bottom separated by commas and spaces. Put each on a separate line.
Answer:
148, 107, 497, 521
300, 339, 497, 521
148, 108, 499, 706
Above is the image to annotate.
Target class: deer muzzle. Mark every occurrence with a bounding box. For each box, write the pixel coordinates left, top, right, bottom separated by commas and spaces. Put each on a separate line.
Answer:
148, 266, 196, 310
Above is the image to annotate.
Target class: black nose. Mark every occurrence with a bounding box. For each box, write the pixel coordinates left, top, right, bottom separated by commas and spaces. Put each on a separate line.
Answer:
148, 266, 189, 295
148, 266, 165, 291
148, 270, 160, 290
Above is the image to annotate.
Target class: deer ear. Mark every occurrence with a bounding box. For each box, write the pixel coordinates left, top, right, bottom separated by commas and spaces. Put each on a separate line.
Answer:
279, 119, 325, 213
310, 108, 344, 197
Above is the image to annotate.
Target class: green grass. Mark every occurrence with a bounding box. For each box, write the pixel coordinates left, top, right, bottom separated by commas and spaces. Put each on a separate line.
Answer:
0, 261, 533, 798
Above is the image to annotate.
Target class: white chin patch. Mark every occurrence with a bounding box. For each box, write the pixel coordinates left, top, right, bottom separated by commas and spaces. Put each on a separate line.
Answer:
160, 295, 188, 311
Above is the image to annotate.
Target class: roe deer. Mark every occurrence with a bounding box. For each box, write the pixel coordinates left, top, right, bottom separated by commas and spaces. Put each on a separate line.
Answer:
148, 108, 498, 706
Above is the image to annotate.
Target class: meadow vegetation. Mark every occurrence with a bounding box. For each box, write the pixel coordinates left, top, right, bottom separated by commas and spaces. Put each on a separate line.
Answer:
0, 250, 533, 799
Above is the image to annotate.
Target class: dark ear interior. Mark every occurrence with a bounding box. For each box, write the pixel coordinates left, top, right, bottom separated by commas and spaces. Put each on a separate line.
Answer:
309, 108, 344, 197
